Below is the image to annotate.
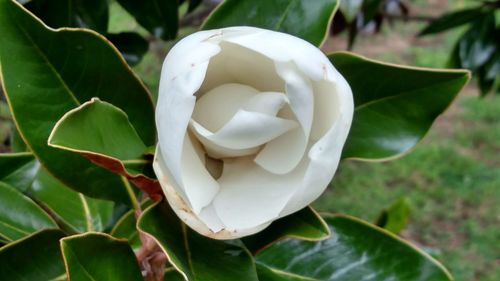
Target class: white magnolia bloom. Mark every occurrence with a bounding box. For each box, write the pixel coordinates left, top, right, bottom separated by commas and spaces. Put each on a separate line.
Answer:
154, 26, 354, 239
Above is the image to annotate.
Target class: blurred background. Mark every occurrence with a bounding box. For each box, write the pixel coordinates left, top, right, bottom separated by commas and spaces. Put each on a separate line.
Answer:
1, 0, 498, 280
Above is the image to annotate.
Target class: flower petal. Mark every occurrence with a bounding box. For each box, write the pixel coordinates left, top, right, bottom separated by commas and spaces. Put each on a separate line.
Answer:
281, 74, 354, 216
243, 91, 289, 115
180, 133, 220, 214
192, 83, 258, 131
199, 41, 284, 94
156, 30, 221, 189
275, 61, 314, 138
155, 149, 270, 239
213, 156, 308, 230
192, 110, 297, 150
222, 27, 332, 81
254, 127, 307, 174
253, 61, 314, 174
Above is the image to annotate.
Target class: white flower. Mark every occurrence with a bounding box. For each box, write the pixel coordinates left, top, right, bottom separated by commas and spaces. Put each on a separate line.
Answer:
153, 26, 354, 239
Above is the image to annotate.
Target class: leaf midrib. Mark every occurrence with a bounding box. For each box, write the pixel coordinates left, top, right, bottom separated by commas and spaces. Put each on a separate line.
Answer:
257, 263, 320, 281
0, 220, 30, 240
11, 10, 81, 107
354, 76, 464, 112
274, 0, 297, 31
79, 194, 94, 232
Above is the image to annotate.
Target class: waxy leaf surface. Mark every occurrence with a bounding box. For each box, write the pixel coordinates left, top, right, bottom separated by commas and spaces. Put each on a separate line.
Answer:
110, 208, 141, 251
0, 152, 38, 192
0, 182, 57, 241
0, 229, 66, 281
49, 99, 161, 198
242, 206, 330, 254
30, 168, 114, 233
203, 0, 339, 46
330, 52, 470, 160
256, 215, 452, 281
0, 0, 155, 204
25, 0, 109, 33
61, 233, 143, 281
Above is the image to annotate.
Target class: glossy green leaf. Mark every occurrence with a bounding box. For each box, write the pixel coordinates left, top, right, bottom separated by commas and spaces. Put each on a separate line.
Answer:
0, 182, 57, 241
138, 202, 259, 281
375, 197, 410, 235
0, 0, 155, 204
202, 0, 339, 46
50, 98, 146, 161
242, 206, 330, 254
110, 209, 141, 251
25, 0, 109, 34
30, 168, 114, 233
0, 152, 39, 192
110, 201, 152, 251
107, 32, 149, 66
61, 233, 143, 281
256, 215, 452, 281
339, 0, 363, 23
0, 229, 66, 281
26, 0, 147, 65
457, 15, 497, 72
116, 0, 178, 40
419, 7, 486, 36
48, 98, 161, 198
329, 52, 470, 160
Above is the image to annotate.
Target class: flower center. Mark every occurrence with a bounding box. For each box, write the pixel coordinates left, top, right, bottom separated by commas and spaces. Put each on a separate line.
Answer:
189, 83, 298, 161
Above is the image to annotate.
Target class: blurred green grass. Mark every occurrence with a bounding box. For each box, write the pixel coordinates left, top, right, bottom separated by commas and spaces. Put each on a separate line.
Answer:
108, 1, 499, 280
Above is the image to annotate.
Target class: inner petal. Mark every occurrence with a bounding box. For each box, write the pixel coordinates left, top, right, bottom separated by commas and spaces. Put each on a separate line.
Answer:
190, 110, 298, 158
192, 83, 258, 132
199, 41, 284, 94
254, 62, 314, 175
243, 92, 289, 115
179, 132, 220, 214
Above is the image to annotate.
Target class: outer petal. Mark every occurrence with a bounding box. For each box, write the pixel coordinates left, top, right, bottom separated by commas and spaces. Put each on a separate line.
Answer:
221, 27, 333, 81
254, 61, 313, 175
154, 148, 271, 239
156, 30, 221, 190
180, 133, 219, 214
213, 156, 309, 230
281, 73, 354, 216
